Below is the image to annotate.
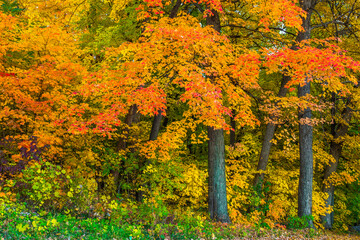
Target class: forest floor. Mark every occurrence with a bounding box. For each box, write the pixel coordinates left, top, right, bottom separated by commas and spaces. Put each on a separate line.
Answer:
231, 231, 360, 239
209, 228, 360, 240
2, 220, 360, 240
2, 201, 360, 239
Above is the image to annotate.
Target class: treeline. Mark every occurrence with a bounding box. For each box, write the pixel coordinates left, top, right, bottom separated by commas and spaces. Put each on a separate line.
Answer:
0, 0, 360, 232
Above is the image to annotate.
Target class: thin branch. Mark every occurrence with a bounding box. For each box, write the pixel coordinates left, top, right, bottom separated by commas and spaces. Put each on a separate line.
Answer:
311, 20, 347, 30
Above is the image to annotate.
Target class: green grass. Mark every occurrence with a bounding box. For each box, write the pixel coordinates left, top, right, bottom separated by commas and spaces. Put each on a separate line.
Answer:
1, 201, 360, 239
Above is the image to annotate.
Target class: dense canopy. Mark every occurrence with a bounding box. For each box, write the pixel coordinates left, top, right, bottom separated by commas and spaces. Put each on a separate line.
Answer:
1, 0, 360, 237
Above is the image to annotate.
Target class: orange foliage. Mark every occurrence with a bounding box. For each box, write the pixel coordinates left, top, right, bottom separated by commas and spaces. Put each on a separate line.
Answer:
1, 0, 360, 233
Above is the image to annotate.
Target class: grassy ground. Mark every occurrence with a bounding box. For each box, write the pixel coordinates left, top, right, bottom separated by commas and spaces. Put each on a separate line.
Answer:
1, 215, 360, 239
1, 201, 360, 239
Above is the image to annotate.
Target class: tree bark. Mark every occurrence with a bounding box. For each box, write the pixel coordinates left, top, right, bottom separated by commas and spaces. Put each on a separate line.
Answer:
297, 0, 315, 228
298, 79, 314, 226
208, 127, 230, 223
116, 105, 138, 151
230, 110, 236, 146
206, 10, 230, 223
321, 104, 352, 229
321, 142, 339, 229
114, 105, 138, 192
169, 0, 182, 19
149, 111, 163, 141
135, 111, 163, 200
253, 75, 290, 189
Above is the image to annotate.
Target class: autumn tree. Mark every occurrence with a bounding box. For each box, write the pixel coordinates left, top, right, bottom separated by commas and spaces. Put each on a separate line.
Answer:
205, 8, 230, 223
232, 0, 360, 228
3, 0, 360, 231
311, 0, 360, 229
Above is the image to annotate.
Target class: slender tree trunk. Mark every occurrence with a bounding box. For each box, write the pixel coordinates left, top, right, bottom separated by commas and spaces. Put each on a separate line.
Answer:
145, 0, 180, 140
254, 123, 276, 188
322, 104, 352, 229
135, 111, 163, 200
136, 1, 181, 201
208, 127, 230, 223
297, 0, 315, 228
149, 111, 163, 141
322, 141, 340, 229
169, 0, 182, 19
206, 10, 230, 223
230, 110, 236, 146
114, 105, 138, 192
253, 75, 290, 189
320, 4, 353, 229
253, 1, 316, 228
116, 105, 138, 151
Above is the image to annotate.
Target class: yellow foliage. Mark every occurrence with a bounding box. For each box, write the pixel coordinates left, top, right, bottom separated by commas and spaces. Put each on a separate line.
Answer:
140, 119, 190, 161
226, 140, 256, 224
176, 164, 207, 207
333, 193, 352, 231
144, 160, 207, 211
312, 190, 332, 229
18, 0, 90, 25
313, 141, 336, 172
105, 0, 132, 21
225, 135, 335, 229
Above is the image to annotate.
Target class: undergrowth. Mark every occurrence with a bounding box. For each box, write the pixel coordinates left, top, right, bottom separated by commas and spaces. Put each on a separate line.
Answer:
1, 196, 359, 240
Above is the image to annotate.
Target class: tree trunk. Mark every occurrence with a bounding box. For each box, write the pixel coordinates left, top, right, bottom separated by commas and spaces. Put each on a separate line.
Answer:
298, 79, 314, 227
146, 0, 181, 142
206, 10, 230, 223
116, 105, 138, 151
230, 110, 236, 146
253, 75, 290, 189
322, 141, 340, 229
114, 105, 138, 192
136, 0, 182, 201
322, 104, 352, 229
149, 111, 163, 141
169, 0, 182, 19
297, 0, 314, 228
208, 127, 230, 223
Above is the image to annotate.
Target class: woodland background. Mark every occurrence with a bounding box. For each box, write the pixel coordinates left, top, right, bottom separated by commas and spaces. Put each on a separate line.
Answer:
1, 0, 360, 239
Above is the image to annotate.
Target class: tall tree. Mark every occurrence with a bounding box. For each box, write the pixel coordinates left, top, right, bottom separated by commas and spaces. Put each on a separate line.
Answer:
322, 96, 352, 229
313, 0, 360, 229
254, 74, 290, 189
147, 0, 182, 143
297, 0, 315, 228
206, 9, 230, 223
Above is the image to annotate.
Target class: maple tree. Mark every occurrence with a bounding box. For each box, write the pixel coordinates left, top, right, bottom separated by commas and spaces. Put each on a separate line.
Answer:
216, 0, 359, 229
1, 0, 360, 235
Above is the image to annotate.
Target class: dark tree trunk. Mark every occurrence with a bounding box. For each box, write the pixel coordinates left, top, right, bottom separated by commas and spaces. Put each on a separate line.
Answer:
146, 0, 181, 142
298, 79, 314, 226
169, 0, 182, 19
116, 105, 138, 151
136, 1, 183, 201
208, 127, 230, 223
114, 105, 138, 192
134, 111, 163, 202
206, 10, 230, 223
320, 2, 354, 229
149, 111, 163, 141
297, 0, 315, 228
254, 123, 276, 188
322, 104, 352, 229
206, 9, 221, 32
322, 141, 340, 229
253, 75, 290, 189
230, 110, 236, 146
